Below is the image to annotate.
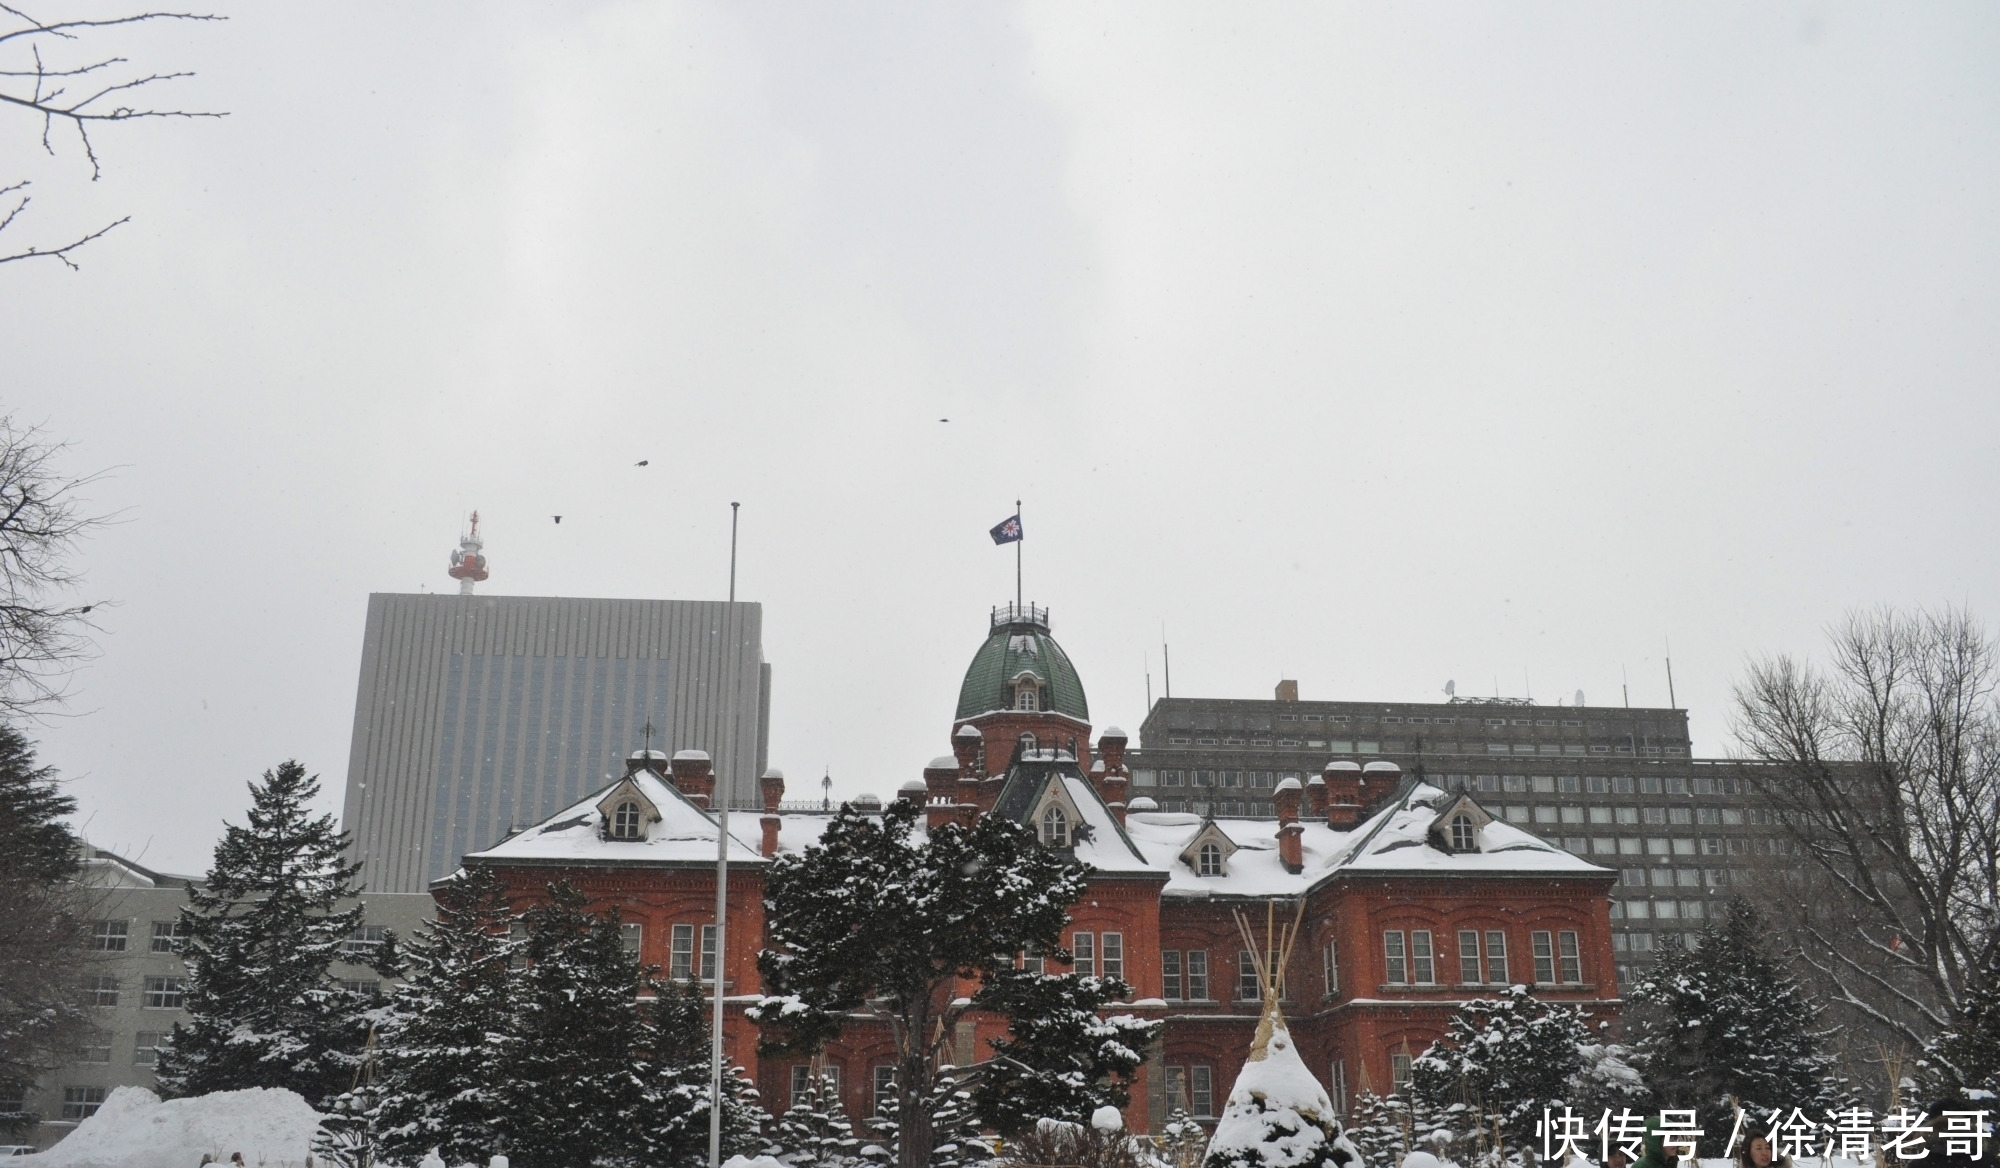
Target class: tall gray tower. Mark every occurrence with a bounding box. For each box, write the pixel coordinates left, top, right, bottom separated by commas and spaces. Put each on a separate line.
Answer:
339, 592, 771, 892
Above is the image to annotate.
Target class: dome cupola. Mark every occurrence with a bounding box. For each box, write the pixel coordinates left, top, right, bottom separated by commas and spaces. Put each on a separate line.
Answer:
954, 603, 1089, 722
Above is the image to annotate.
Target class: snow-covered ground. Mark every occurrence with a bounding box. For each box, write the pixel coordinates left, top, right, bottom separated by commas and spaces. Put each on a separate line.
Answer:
24, 1086, 323, 1168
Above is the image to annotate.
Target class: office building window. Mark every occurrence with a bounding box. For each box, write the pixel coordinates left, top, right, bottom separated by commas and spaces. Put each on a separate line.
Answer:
1618, 839, 1643, 854
143, 976, 186, 1009
1613, 777, 1636, 794
1410, 931, 1435, 985
1696, 807, 1720, 825
90, 920, 128, 952
342, 926, 390, 957
81, 976, 119, 1007
1163, 950, 1182, 1000
1531, 931, 1556, 984
80, 1046, 111, 1064
134, 1031, 165, 1066
1642, 807, 1667, 825
1186, 950, 1208, 1000
1384, 931, 1407, 984
337, 978, 382, 996
1621, 868, 1646, 886
1560, 806, 1584, 824
150, 920, 186, 954
62, 1086, 108, 1120
1616, 807, 1640, 824
671, 924, 694, 981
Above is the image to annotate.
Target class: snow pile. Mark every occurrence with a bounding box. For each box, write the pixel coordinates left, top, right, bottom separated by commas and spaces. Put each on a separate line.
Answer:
721, 1157, 790, 1168
1399, 1153, 1450, 1168
1204, 1019, 1361, 1168
1093, 1105, 1125, 1132
26, 1085, 323, 1168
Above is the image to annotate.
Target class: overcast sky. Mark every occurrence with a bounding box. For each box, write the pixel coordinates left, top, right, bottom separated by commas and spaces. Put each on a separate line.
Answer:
5, 2, 1997, 877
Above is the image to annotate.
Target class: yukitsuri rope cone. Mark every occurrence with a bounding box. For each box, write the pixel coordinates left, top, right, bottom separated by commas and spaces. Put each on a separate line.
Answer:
1202, 902, 1364, 1168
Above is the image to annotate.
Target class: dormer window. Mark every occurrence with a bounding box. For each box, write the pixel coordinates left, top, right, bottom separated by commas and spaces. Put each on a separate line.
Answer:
1449, 814, 1477, 852
611, 801, 644, 840
1197, 842, 1224, 876
1041, 805, 1069, 847
1018, 732, 1038, 755
1016, 684, 1040, 711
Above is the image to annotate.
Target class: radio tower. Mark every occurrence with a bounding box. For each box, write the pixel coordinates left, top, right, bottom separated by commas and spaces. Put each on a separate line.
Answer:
448, 511, 490, 595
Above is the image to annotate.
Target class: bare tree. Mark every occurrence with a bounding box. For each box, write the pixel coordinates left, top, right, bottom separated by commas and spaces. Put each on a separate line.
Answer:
0, 416, 109, 716
1730, 606, 2000, 1069
0, 3, 222, 268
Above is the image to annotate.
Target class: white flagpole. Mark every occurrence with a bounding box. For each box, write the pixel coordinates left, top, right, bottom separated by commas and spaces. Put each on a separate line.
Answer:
709, 787, 729, 1168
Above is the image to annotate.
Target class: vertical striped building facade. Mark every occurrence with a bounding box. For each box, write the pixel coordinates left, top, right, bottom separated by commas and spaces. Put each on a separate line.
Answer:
339, 593, 771, 893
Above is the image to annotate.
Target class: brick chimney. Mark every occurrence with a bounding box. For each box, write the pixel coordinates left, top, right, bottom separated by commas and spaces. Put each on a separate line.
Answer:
1305, 774, 1329, 820
923, 758, 961, 830
1361, 761, 1403, 817
1274, 776, 1304, 873
626, 748, 669, 777
1096, 727, 1130, 821
1275, 679, 1299, 702
759, 768, 786, 857
953, 724, 984, 776
1324, 760, 1362, 829
669, 750, 715, 809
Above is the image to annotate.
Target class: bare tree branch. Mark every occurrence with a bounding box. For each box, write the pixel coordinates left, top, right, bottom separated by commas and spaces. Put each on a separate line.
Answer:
0, 417, 114, 717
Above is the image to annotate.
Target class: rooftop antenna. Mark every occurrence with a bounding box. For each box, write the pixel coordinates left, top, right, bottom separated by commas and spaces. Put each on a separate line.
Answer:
1664, 638, 1677, 709
1444, 680, 1455, 699
1014, 498, 1023, 613
729, 502, 740, 602
1162, 623, 1172, 699
1621, 665, 1630, 708
1524, 669, 1532, 702
1145, 652, 1153, 712
820, 768, 832, 812
643, 719, 655, 755
447, 511, 490, 595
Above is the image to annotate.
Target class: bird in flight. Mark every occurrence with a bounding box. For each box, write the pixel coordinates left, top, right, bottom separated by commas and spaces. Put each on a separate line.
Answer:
552, 516, 562, 524
939, 418, 949, 422
635, 459, 649, 467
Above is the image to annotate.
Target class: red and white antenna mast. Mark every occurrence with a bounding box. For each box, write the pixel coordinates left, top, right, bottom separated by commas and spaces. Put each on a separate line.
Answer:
447, 511, 490, 595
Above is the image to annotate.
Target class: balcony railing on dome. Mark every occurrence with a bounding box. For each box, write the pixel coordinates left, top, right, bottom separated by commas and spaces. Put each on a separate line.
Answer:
991, 602, 1049, 631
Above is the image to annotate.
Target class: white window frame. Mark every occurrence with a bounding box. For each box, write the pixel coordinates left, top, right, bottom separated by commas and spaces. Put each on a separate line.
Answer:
1531, 930, 1556, 984
1186, 950, 1208, 1000
1484, 930, 1508, 984
1410, 930, 1435, 985
1384, 930, 1407, 985
1558, 929, 1582, 983
1101, 932, 1124, 982
1072, 931, 1095, 978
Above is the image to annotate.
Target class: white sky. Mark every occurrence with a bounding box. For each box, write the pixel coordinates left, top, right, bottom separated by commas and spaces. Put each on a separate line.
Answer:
5, 3, 1997, 877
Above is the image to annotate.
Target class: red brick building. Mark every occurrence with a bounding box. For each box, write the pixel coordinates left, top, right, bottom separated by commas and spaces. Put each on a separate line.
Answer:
458, 603, 1619, 1133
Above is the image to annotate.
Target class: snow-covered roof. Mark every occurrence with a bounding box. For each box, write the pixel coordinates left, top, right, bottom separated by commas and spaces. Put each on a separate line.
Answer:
465, 766, 763, 867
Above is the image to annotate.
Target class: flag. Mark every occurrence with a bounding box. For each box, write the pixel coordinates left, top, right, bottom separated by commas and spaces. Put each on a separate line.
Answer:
989, 514, 1023, 545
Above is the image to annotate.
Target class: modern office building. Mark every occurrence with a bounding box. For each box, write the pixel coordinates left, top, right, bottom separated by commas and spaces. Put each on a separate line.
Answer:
1127, 688, 1781, 987
339, 593, 772, 893
10, 845, 433, 1152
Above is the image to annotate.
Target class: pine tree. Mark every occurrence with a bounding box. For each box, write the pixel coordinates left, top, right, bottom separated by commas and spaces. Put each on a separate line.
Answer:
1406, 985, 1591, 1155
494, 882, 650, 1167
752, 799, 1092, 1168
374, 864, 516, 1165
922, 1066, 994, 1168
970, 966, 1161, 1136
1201, 1007, 1361, 1168
1922, 969, 2000, 1095
630, 976, 771, 1167
156, 760, 395, 1106
774, 1066, 862, 1167
1342, 1091, 1410, 1168
0, 722, 89, 1135
1627, 899, 1841, 1130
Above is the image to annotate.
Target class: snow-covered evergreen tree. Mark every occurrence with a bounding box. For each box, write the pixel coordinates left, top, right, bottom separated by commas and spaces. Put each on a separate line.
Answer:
1627, 899, 1841, 1127
752, 799, 1091, 1168
374, 863, 516, 1165
1202, 1001, 1361, 1168
156, 760, 396, 1106
1920, 953, 2000, 1095
629, 976, 771, 1166
1341, 1091, 1411, 1168
971, 966, 1161, 1136
923, 1066, 994, 1168
495, 882, 649, 1166
774, 1066, 862, 1167
0, 722, 89, 1136
1406, 985, 1590, 1155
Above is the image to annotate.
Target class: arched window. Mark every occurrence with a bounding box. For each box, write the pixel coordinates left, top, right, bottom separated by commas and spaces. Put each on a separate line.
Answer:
1198, 842, 1224, 876
1449, 815, 1477, 852
1041, 805, 1069, 847
612, 801, 643, 840
1018, 732, 1038, 755
1016, 684, 1040, 711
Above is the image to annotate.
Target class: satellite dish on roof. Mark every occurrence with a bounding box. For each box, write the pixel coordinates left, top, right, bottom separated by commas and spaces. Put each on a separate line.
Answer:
1576, 689, 1586, 707
1444, 680, 1455, 698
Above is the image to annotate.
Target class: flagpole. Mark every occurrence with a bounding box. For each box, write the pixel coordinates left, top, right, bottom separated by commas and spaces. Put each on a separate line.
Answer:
1015, 498, 1022, 613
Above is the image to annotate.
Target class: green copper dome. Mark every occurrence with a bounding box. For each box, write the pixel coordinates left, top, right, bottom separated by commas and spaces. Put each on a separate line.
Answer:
954, 604, 1090, 721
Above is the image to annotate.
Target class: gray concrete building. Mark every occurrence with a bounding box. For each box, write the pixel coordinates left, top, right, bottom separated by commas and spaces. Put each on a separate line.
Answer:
1128, 688, 1786, 989
339, 593, 771, 893
9, 846, 433, 1152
